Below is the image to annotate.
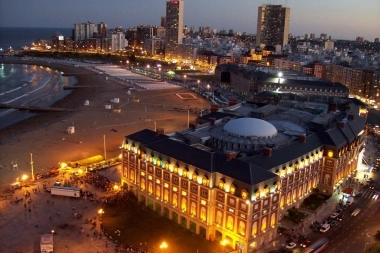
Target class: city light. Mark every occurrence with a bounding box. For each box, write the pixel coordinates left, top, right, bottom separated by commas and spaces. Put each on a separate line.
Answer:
21, 174, 28, 181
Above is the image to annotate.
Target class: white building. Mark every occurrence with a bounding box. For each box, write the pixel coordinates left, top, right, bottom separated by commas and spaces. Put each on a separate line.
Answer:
111, 32, 128, 52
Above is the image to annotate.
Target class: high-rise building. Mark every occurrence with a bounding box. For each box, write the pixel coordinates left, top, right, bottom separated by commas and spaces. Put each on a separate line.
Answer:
98, 22, 107, 37
165, 0, 184, 57
256, 5, 290, 47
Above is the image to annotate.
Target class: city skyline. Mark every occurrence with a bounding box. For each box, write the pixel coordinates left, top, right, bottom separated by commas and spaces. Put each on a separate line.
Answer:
0, 0, 379, 41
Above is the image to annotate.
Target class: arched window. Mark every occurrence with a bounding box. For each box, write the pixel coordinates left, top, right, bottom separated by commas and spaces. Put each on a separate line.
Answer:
190, 202, 196, 216
200, 207, 207, 222
238, 221, 245, 236
251, 221, 258, 236
241, 190, 248, 200
230, 184, 236, 194
270, 212, 276, 227
227, 216, 234, 230
202, 176, 209, 186
218, 180, 225, 190
261, 217, 267, 232
181, 198, 187, 212
155, 185, 161, 198
324, 174, 331, 185
216, 210, 223, 225
130, 170, 135, 182
172, 193, 178, 207
164, 189, 169, 202
148, 182, 153, 194
140, 178, 146, 191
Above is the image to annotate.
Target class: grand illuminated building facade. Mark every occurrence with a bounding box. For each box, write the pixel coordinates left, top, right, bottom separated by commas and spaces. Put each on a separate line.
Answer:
121, 100, 366, 252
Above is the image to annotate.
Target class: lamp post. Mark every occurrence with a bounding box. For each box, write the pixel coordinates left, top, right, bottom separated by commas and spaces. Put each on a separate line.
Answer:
30, 153, 34, 181
159, 241, 168, 253
183, 75, 187, 85
197, 80, 200, 92
147, 64, 150, 76
278, 72, 283, 84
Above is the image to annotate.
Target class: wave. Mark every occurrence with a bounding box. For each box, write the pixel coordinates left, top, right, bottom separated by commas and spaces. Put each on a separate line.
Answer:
3, 72, 52, 104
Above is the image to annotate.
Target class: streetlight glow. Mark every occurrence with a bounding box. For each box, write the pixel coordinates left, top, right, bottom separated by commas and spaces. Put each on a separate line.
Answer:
21, 174, 28, 181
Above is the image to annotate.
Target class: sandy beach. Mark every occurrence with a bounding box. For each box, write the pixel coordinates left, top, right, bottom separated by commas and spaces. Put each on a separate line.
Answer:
0, 59, 211, 192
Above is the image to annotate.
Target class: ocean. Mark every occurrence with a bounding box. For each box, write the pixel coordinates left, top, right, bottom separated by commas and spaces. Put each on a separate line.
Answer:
0, 27, 72, 51
0, 27, 76, 130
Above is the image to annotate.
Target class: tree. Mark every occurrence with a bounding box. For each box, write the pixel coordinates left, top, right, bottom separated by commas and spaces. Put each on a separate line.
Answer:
374, 230, 380, 242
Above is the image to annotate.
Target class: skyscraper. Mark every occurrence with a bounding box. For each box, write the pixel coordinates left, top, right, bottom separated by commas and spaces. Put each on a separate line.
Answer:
165, 0, 184, 58
256, 5, 290, 47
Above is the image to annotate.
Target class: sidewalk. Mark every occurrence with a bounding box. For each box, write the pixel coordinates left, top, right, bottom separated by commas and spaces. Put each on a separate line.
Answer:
255, 188, 346, 253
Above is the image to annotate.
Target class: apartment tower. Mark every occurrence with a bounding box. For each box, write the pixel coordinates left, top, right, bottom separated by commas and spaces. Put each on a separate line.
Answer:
165, 0, 184, 58
256, 5, 290, 47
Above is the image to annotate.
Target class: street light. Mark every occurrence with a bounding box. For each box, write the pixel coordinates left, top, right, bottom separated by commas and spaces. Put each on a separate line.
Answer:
278, 72, 283, 84
21, 174, 28, 181
197, 80, 200, 92
159, 241, 168, 252
184, 75, 187, 85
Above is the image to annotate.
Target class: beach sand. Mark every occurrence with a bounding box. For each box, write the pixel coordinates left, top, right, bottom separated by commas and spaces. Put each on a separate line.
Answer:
0, 59, 210, 191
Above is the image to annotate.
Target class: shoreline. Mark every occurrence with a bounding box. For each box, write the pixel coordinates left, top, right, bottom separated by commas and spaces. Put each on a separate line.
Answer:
0, 59, 102, 143
0, 58, 209, 192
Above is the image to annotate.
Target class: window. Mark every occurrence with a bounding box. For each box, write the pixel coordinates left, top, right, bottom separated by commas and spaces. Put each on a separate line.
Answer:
218, 180, 224, 190
182, 180, 188, 189
240, 203, 247, 211
230, 184, 236, 194
217, 193, 224, 201
229, 198, 235, 206
216, 210, 222, 224
227, 216, 234, 230
191, 185, 197, 193
201, 189, 208, 198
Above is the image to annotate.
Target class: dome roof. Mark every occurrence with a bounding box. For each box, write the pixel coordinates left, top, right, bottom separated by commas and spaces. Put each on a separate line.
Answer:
223, 118, 277, 138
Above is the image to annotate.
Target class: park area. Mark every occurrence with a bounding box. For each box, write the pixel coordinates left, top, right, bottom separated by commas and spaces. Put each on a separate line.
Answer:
102, 191, 228, 253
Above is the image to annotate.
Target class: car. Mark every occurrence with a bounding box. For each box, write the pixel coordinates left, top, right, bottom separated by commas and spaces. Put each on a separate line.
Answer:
54, 180, 61, 186
330, 213, 339, 219
285, 242, 297, 249
336, 213, 344, 221
330, 220, 338, 226
320, 223, 331, 233
352, 208, 361, 216
370, 184, 375, 190
300, 240, 312, 248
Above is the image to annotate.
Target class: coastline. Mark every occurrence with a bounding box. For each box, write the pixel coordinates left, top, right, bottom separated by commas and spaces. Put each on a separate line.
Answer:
0, 58, 209, 192
0, 59, 102, 143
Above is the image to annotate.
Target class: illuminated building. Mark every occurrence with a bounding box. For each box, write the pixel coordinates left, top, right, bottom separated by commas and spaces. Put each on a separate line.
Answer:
256, 5, 290, 47
121, 100, 365, 252
165, 0, 184, 58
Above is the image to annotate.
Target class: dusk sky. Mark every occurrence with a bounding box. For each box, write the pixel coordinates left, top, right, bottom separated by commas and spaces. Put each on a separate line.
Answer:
0, 0, 379, 40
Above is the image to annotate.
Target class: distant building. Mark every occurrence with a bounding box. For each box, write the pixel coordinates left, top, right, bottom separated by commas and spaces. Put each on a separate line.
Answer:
165, 0, 184, 58
310, 33, 316, 40
356, 37, 364, 43
324, 41, 334, 51
98, 22, 107, 37
111, 31, 127, 52
256, 5, 290, 47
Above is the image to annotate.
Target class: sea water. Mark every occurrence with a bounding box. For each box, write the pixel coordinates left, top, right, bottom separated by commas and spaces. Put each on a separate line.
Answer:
0, 63, 76, 129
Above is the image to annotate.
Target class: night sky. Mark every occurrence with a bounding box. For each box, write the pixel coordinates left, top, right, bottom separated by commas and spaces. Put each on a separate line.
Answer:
0, 0, 379, 40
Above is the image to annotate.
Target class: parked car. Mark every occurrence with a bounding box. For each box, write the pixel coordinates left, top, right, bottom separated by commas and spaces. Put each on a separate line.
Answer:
285, 242, 297, 249
300, 240, 312, 248
320, 223, 331, 233
330, 220, 338, 226
330, 213, 339, 219
336, 213, 344, 221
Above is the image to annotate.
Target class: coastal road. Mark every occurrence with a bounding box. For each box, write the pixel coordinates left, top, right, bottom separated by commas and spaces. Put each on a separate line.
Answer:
305, 191, 380, 253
